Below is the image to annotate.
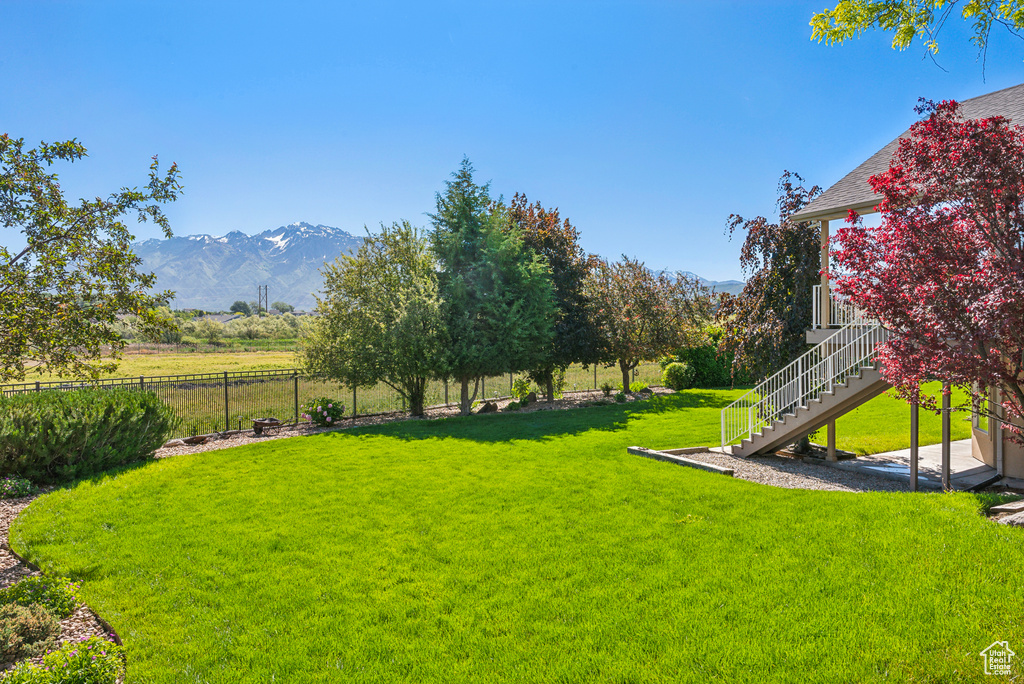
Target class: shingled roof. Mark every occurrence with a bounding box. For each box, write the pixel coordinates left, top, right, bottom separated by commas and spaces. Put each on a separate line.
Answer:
791, 82, 1024, 222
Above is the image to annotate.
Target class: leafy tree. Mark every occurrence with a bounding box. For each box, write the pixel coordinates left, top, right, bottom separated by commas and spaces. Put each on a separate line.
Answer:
810, 0, 1024, 60
271, 301, 294, 313
586, 257, 711, 393
229, 300, 252, 316
833, 99, 1024, 442
430, 159, 556, 415
300, 221, 445, 416
504, 193, 602, 401
0, 134, 181, 381
719, 172, 822, 383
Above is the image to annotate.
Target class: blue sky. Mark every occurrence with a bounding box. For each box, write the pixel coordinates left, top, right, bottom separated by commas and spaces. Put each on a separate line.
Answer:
3, 1, 1023, 281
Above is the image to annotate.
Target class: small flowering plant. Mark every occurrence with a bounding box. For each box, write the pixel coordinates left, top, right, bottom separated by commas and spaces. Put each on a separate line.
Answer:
3, 635, 124, 683
0, 477, 35, 499
300, 397, 346, 427
0, 576, 80, 619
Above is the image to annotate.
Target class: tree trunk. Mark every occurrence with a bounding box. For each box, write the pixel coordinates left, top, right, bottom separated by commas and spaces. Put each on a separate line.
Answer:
620, 360, 631, 394
545, 369, 554, 403
408, 378, 425, 417
459, 376, 480, 416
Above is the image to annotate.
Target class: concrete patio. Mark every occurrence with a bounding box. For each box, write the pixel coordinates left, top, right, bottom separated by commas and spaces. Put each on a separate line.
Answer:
813, 439, 1000, 490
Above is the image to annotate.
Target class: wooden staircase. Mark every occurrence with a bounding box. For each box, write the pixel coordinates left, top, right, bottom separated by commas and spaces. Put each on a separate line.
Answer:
721, 322, 890, 456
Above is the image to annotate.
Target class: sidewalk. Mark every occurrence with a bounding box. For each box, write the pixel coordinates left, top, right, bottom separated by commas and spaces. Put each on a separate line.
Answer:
812, 439, 999, 490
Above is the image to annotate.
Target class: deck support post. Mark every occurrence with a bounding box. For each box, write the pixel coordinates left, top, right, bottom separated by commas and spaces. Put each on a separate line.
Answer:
826, 420, 837, 461
819, 220, 830, 329
910, 388, 919, 492
941, 382, 951, 491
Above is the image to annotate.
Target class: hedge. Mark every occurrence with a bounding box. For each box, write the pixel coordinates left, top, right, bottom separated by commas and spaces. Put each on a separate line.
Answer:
0, 388, 176, 484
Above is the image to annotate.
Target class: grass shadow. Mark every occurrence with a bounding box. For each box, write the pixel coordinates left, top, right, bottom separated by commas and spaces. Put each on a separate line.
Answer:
322, 391, 736, 444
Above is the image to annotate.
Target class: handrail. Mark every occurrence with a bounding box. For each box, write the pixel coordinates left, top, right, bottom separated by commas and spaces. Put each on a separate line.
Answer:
812, 285, 877, 328
720, 322, 888, 449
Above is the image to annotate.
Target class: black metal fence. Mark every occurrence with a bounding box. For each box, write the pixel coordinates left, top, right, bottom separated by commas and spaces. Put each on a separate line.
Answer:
1, 363, 663, 439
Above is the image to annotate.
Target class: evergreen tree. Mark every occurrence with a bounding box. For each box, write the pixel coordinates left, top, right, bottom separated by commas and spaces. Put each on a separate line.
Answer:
430, 159, 556, 414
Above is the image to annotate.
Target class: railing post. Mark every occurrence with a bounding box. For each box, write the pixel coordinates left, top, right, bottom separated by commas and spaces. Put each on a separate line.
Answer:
294, 374, 299, 425
721, 409, 726, 449
223, 371, 229, 432
35, 381, 40, 393
140, 375, 145, 392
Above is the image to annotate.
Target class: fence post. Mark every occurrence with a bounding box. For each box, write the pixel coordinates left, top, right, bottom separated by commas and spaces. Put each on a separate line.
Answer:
293, 374, 299, 425
352, 386, 357, 419
509, 372, 513, 393
35, 381, 40, 393
139, 375, 144, 392
482, 376, 486, 399
444, 380, 448, 406
594, 365, 597, 390
224, 371, 229, 432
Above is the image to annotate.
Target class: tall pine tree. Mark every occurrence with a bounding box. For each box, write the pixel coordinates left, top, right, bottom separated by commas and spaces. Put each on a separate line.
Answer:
430, 159, 556, 414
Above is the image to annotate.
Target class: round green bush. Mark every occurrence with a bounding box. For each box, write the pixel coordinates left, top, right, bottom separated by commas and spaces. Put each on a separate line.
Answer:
662, 362, 696, 391
0, 603, 59, 665
0, 576, 80, 619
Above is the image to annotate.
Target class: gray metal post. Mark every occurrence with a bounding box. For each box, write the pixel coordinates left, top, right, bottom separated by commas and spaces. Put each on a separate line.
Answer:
35, 381, 40, 393
352, 386, 357, 419
910, 391, 919, 492
294, 374, 299, 424
510, 372, 513, 392
594, 365, 597, 390
140, 375, 145, 391
224, 371, 230, 432
942, 383, 951, 490
444, 380, 448, 406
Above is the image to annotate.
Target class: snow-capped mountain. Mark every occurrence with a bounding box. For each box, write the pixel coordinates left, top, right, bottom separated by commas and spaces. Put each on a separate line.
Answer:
134, 222, 364, 311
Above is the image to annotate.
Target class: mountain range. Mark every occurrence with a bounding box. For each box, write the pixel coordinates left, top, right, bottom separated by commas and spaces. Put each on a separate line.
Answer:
134, 222, 746, 311
133, 222, 363, 311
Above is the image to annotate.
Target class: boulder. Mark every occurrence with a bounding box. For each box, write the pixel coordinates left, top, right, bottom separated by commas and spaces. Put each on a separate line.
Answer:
476, 401, 498, 414
162, 439, 185, 448
525, 391, 538, 404
182, 435, 208, 445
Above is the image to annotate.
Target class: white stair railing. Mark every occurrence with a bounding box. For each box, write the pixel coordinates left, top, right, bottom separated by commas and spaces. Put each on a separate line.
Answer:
720, 322, 888, 449
812, 285, 877, 328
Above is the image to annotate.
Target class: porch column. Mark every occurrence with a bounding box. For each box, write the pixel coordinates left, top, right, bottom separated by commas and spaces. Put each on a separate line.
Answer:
941, 383, 951, 490
819, 220, 830, 328
909, 388, 919, 492
826, 420, 837, 461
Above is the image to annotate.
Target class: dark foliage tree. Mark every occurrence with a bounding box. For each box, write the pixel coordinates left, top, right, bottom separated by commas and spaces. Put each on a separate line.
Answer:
719, 172, 822, 383
229, 301, 252, 316
503, 193, 602, 401
0, 134, 181, 381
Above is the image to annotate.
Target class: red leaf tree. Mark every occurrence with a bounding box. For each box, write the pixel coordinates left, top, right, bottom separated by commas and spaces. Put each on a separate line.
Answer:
833, 99, 1024, 440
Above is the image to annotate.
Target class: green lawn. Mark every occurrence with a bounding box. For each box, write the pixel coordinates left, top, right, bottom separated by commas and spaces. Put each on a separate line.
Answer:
11, 391, 1022, 683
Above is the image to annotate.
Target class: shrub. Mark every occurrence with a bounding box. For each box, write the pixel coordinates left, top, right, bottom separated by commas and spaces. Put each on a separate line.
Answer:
2, 636, 124, 684
0, 389, 176, 484
0, 576, 80, 619
663, 362, 696, 391
616, 380, 649, 393
600, 381, 613, 398
504, 401, 521, 412
300, 398, 346, 427
614, 392, 627, 403
0, 478, 34, 500
511, 378, 531, 403
0, 604, 59, 664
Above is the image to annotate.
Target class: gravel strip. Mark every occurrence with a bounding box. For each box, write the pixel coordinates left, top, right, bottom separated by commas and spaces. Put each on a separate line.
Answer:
0, 493, 113, 671
678, 451, 912, 492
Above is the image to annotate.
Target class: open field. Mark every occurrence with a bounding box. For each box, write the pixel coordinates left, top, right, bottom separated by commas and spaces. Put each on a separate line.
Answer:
102, 351, 298, 377
11, 391, 1022, 683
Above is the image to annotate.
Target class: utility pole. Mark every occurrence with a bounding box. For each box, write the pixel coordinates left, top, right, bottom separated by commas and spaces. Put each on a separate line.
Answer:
257, 285, 268, 314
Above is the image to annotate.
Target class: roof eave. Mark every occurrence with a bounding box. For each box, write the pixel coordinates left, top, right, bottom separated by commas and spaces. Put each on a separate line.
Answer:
790, 198, 882, 223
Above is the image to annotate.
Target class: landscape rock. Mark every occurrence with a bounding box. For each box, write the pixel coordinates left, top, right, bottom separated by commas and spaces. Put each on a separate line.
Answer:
999, 511, 1024, 528
182, 435, 208, 445
476, 401, 498, 414
525, 391, 538, 404
162, 439, 185, 448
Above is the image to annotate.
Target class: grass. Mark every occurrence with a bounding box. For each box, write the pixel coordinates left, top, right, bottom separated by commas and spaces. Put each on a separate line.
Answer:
99, 350, 299, 377
829, 382, 974, 454
11, 390, 1024, 683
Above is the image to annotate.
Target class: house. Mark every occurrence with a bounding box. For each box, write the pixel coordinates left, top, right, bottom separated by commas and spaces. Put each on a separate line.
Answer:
721, 82, 1024, 489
